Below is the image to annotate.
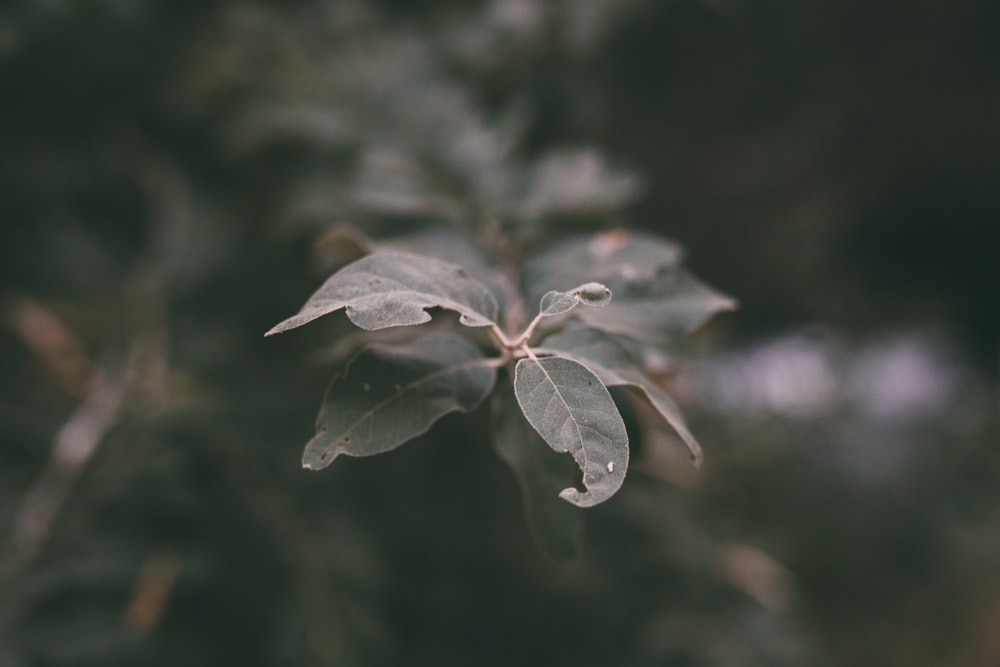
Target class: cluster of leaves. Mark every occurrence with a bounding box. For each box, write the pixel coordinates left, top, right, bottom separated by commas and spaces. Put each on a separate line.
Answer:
269, 239, 730, 487
246, 1, 734, 554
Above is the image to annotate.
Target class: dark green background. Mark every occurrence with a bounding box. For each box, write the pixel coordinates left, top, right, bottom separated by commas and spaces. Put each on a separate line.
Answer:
1, 1, 997, 665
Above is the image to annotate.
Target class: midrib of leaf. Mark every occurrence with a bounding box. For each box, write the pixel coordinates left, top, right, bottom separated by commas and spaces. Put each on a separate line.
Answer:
535, 333, 705, 466
524, 356, 592, 472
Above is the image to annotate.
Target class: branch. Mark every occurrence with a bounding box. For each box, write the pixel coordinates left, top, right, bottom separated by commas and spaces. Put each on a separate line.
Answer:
8, 369, 127, 563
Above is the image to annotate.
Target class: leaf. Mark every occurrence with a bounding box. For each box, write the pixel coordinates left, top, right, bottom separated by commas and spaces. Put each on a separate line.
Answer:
538, 282, 612, 317
518, 149, 642, 220
375, 228, 507, 312
522, 229, 684, 305
524, 231, 732, 353
351, 148, 452, 217
491, 383, 584, 560
540, 326, 704, 466
576, 267, 735, 346
302, 333, 496, 470
266, 252, 499, 336
513, 356, 628, 507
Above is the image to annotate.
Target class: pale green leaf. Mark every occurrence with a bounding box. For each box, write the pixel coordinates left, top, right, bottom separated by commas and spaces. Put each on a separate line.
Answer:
302, 333, 496, 469
522, 229, 684, 305
266, 252, 499, 336
491, 383, 584, 560
522, 232, 733, 347
519, 149, 642, 220
541, 326, 704, 466
538, 282, 612, 317
577, 267, 735, 346
375, 228, 507, 311
351, 148, 452, 217
513, 356, 628, 507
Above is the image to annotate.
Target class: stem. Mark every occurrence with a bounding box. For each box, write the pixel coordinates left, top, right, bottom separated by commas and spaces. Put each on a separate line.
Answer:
512, 311, 546, 348
485, 354, 512, 369
488, 324, 514, 350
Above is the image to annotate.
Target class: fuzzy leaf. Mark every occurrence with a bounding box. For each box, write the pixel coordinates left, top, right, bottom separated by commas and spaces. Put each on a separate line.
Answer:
513, 356, 628, 507
519, 149, 642, 220
577, 268, 735, 346
266, 252, 499, 336
538, 282, 612, 317
492, 383, 584, 560
302, 333, 496, 469
522, 230, 684, 305
375, 228, 507, 311
525, 231, 734, 353
351, 148, 451, 217
541, 326, 704, 466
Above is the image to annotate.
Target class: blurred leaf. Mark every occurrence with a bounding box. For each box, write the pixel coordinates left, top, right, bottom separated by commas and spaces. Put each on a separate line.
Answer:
513, 355, 628, 507
491, 382, 584, 560
518, 148, 642, 221
374, 227, 496, 279
541, 326, 703, 465
522, 229, 684, 304
303, 333, 497, 469
266, 252, 500, 335
351, 148, 454, 217
224, 103, 357, 155
576, 267, 735, 346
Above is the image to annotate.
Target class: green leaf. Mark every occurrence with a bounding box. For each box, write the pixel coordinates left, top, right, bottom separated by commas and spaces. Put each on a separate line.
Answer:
540, 326, 704, 466
266, 252, 499, 336
302, 333, 497, 469
513, 356, 628, 507
375, 228, 507, 311
491, 382, 584, 560
576, 267, 735, 346
518, 149, 642, 220
351, 148, 450, 217
522, 229, 684, 305
538, 282, 612, 317
523, 233, 733, 347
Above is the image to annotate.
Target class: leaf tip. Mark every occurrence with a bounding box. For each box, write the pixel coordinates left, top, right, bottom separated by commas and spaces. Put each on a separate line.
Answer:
679, 432, 705, 469
302, 430, 339, 470
558, 487, 596, 508
689, 449, 704, 469
302, 449, 336, 470
576, 282, 612, 307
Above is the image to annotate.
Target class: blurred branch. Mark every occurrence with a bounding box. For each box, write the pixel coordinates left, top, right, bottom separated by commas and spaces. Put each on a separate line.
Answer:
2, 267, 170, 570
7, 365, 127, 565
3, 295, 93, 399
716, 542, 796, 613
123, 549, 182, 636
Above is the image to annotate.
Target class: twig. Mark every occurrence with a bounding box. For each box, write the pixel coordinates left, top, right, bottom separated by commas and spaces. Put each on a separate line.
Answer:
3, 295, 92, 398
8, 368, 127, 563
123, 549, 182, 636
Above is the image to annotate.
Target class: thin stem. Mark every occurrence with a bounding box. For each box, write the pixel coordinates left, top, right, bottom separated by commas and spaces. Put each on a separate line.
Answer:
488, 324, 514, 350
512, 311, 547, 348
485, 354, 511, 369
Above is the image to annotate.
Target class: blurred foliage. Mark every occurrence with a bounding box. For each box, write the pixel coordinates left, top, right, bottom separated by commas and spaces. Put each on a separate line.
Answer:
1, 1, 997, 666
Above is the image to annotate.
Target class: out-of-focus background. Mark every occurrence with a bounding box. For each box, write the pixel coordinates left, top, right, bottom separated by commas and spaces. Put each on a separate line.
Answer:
1, 1, 997, 666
